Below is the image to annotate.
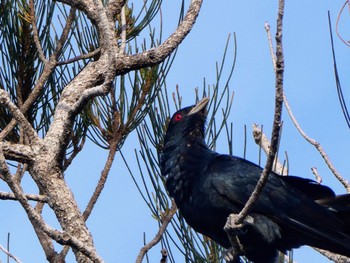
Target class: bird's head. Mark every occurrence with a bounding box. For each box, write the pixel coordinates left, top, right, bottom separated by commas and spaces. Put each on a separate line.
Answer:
161, 97, 210, 200
163, 97, 209, 148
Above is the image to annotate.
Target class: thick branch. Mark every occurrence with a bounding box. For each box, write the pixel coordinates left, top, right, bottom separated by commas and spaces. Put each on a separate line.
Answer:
114, 0, 203, 74
0, 150, 102, 262
0, 142, 35, 163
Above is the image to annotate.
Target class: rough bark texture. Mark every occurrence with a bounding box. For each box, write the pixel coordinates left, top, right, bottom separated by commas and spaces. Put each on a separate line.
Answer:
0, 0, 203, 262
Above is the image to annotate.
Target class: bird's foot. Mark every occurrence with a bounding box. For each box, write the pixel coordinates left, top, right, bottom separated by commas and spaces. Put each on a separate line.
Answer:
224, 247, 242, 263
224, 214, 254, 236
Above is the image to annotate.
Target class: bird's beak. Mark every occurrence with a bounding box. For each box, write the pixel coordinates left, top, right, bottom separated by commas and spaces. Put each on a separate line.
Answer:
188, 97, 210, 115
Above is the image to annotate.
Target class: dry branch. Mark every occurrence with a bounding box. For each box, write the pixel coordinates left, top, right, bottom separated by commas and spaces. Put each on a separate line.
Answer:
135, 201, 177, 263
0, 244, 22, 263
224, 0, 285, 256
0, 191, 48, 202
0, 0, 203, 261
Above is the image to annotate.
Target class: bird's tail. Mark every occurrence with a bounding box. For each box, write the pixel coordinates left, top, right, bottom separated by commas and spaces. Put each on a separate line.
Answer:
317, 193, 350, 236
314, 193, 350, 257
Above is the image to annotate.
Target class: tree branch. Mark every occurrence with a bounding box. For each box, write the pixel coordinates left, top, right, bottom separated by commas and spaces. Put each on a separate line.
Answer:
266, 11, 350, 192
0, 142, 35, 163
0, 244, 22, 263
232, 0, 285, 227
135, 201, 177, 263
283, 94, 350, 192
0, 191, 48, 202
0, 149, 103, 262
0, 89, 39, 143
252, 124, 287, 175
114, 0, 203, 74
224, 1, 285, 258
0, 5, 75, 142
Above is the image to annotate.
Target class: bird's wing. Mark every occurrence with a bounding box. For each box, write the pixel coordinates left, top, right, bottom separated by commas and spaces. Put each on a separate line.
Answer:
207, 154, 350, 252
278, 175, 335, 200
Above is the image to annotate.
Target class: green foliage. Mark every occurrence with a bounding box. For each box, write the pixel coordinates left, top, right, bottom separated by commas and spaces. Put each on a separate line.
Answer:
123, 33, 294, 262
0, 0, 178, 156
122, 35, 238, 263
0, 0, 294, 261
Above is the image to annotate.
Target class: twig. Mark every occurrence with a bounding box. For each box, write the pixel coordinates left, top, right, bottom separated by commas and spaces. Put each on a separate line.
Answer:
314, 248, 350, 263
0, 191, 48, 202
283, 95, 350, 192
0, 149, 103, 262
0, 7, 76, 141
82, 134, 119, 220
29, 0, 47, 63
56, 48, 101, 66
119, 4, 127, 55
0, 244, 22, 263
265, 3, 350, 263
329, 11, 350, 130
335, 1, 350, 47
0, 89, 39, 143
135, 201, 177, 263
265, 22, 277, 68
252, 124, 287, 175
311, 167, 322, 184
266, 10, 350, 192
233, 0, 285, 226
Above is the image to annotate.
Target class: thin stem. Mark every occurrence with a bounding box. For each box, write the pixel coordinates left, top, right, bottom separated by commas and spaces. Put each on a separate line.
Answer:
283, 94, 350, 192
234, 0, 285, 226
0, 244, 22, 263
119, 4, 127, 55
135, 201, 177, 263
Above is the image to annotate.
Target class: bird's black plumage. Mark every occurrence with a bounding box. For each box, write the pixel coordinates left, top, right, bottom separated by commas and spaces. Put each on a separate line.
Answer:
160, 97, 350, 263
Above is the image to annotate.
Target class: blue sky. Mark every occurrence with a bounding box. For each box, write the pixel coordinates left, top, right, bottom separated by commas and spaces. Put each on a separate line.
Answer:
1, 0, 350, 262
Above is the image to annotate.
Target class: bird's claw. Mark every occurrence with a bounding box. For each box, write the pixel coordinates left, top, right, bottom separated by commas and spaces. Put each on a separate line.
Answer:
224, 247, 242, 263
224, 214, 254, 236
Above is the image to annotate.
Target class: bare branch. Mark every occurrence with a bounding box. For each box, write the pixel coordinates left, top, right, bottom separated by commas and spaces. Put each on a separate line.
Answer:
29, 0, 47, 63
53, 7, 77, 58
0, 149, 103, 262
0, 142, 35, 163
265, 21, 277, 68
233, 0, 285, 226
82, 135, 119, 220
0, 191, 48, 202
0, 244, 22, 263
335, 1, 350, 47
56, 48, 101, 66
114, 0, 203, 74
252, 124, 287, 175
283, 94, 350, 192
119, 4, 127, 55
0, 89, 39, 142
135, 201, 177, 263
265, 8, 350, 262
311, 167, 322, 184
314, 248, 350, 263
266, 4, 350, 192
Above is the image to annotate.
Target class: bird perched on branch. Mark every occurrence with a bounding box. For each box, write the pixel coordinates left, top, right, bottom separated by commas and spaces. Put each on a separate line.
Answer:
160, 97, 350, 263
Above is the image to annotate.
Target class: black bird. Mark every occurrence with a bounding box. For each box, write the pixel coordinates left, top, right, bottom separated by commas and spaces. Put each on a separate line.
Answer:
160, 97, 350, 263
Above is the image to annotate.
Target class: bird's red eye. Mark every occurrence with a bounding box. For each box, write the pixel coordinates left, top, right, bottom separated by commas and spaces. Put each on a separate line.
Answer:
174, 113, 183, 122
